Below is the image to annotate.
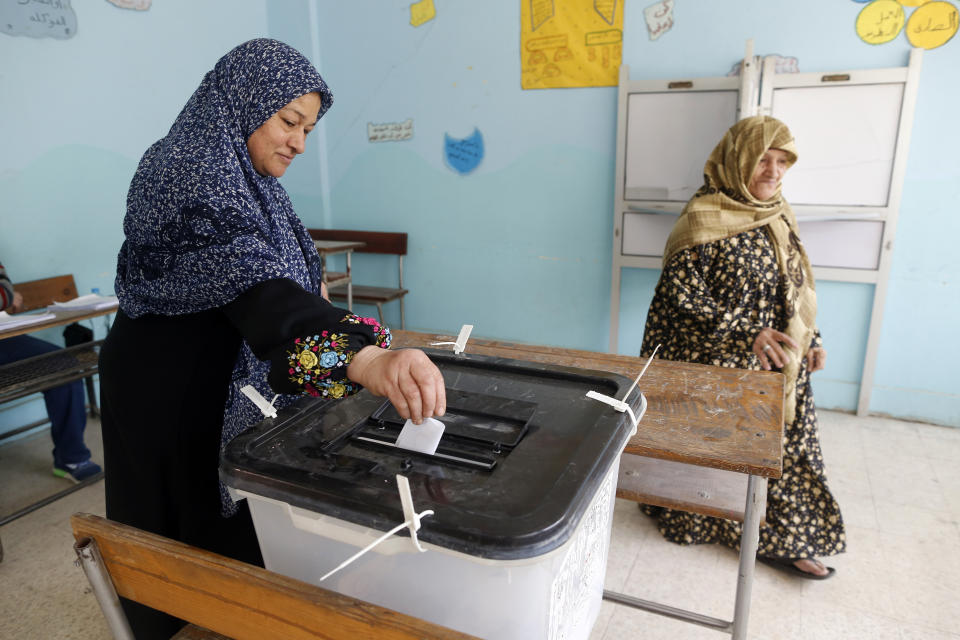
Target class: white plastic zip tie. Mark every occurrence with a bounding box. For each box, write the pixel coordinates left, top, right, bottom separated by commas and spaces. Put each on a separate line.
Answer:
395, 475, 430, 552
585, 344, 660, 436
586, 390, 640, 434
319, 474, 434, 582
240, 385, 279, 419
622, 343, 660, 401
430, 324, 473, 354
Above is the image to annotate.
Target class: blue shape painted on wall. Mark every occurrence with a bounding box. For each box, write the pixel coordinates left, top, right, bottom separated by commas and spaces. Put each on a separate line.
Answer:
444, 128, 484, 175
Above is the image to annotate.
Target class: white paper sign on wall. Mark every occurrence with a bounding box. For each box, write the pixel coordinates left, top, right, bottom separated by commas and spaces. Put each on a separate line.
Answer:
1, 0, 78, 39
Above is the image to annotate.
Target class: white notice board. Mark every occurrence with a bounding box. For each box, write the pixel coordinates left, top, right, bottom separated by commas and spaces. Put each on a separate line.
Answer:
609, 59, 757, 357
624, 91, 739, 203
772, 83, 905, 208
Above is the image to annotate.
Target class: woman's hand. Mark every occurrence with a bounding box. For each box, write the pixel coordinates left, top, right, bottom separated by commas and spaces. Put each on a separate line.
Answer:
347, 346, 446, 424
806, 346, 827, 373
320, 282, 329, 301
752, 327, 798, 371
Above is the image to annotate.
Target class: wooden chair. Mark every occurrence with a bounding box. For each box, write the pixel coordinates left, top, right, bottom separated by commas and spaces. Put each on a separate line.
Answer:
71, 513, 479, 640
308, 229, 409, 329
13, 274, 79, 312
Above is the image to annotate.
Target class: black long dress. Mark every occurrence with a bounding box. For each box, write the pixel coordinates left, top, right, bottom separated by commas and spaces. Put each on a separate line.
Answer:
99, 278, 387, 638
640, 227, 846, 560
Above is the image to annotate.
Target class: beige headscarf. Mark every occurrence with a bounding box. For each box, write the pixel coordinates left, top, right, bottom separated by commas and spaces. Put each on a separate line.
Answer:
663, 115, 817, 425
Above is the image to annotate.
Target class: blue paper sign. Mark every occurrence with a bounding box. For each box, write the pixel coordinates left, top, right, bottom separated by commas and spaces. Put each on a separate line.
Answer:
444, 128, 484, 175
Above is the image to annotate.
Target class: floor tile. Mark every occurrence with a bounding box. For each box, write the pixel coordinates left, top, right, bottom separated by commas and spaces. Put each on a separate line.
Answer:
867, 455, 948, 511
898, 623, 960, 639
799, 601, 902, 640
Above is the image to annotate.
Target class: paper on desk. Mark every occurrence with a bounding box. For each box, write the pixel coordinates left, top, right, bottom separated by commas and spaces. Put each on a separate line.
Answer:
48, 294, 119, 312
0, 310, 57, 330
395, 417, 445, 455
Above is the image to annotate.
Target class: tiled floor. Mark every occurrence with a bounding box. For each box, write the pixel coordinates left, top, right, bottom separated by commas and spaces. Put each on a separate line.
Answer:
1, 410, 958, 639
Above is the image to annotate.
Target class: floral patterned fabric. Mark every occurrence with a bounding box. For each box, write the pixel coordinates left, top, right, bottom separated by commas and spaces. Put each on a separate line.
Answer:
640, 228, 846, 561
285, 314, 391, 398
109, 39, 359, 515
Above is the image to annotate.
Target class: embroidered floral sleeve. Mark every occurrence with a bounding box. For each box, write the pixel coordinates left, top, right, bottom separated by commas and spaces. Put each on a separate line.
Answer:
283, 314, 391, 398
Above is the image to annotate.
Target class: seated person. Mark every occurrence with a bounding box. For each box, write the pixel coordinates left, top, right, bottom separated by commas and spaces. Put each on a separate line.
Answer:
0, 262, 102, 482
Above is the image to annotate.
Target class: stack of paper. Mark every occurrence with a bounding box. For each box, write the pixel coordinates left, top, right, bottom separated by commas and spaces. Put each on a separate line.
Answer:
48, 294, 119, 312
0, 310, 57, 331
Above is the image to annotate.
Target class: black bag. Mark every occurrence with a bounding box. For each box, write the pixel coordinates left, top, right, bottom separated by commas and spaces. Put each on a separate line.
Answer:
63, 322, 94, 347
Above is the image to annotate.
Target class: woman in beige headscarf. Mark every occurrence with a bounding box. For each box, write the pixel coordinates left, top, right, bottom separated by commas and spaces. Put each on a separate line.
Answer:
640, 115, 845, 579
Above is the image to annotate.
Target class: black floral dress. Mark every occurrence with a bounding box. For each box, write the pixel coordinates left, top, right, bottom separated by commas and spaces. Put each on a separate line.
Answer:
640, 228, 846, 560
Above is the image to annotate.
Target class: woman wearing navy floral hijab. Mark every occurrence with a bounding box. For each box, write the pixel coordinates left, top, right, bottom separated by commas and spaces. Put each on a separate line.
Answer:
100, 39, 445, 638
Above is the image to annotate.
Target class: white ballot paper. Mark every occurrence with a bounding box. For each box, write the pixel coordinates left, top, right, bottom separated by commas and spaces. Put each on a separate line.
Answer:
395, 417, 445, 455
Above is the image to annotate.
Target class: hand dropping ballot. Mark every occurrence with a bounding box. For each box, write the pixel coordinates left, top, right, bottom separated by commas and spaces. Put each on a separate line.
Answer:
395, 416, 445, 455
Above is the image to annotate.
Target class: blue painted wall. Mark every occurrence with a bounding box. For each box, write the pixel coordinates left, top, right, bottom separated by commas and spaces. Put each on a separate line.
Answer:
1, 0, 956, 432
0, 0, 271, 434
290, 1, 959, 427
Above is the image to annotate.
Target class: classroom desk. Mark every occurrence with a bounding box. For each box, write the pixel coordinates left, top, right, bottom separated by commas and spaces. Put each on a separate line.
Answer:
0, 305, 118, 341
392, 329, 784, 640
0, 303, 118, 528
314, 239, 366, 311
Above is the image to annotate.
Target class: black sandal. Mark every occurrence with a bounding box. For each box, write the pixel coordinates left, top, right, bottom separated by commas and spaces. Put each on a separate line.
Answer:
758, 556, 836, 580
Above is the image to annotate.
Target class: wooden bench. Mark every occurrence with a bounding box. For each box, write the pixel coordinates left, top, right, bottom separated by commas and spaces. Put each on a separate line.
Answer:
616, 454, 766, 524
0, 275, 104, 427
71, 513, 479, 640
308, 229, 409, 329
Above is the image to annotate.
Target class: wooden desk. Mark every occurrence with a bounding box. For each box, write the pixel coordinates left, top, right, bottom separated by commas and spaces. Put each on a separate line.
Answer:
0, 306, 118, 341
393, 331, 783, 478
0, 303, 118, 527
314, 240, 366, 311
393, 330, 783, 639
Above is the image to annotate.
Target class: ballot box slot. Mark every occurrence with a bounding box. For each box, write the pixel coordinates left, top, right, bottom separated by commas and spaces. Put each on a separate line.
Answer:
345, 389, 537, 470
352, 433, 498, 470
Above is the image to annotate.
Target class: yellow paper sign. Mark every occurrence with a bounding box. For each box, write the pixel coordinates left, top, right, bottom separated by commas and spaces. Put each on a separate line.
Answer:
410, 0, 436, 28
898, 0, 930, 6
856, 0, 906, 44
521, 0, 624, 89
906, 0, 958, 48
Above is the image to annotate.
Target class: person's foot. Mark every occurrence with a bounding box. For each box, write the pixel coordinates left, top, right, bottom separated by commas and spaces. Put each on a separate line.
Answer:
792, 558, 831, 577
758, 555, 836, 580
53, 460, 102, 483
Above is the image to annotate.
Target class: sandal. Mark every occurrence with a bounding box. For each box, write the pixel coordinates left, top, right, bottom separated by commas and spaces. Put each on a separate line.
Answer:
758, 556, 836, 580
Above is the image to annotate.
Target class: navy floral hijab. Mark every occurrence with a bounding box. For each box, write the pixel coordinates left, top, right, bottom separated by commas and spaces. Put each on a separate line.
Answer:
115, 38, 333, 515
117, 37, 332, 314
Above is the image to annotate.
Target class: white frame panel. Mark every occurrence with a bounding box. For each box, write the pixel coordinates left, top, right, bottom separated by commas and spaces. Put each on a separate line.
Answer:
759, 49, 922, 415
609, 43, 758, 353
609, 45, 922, 418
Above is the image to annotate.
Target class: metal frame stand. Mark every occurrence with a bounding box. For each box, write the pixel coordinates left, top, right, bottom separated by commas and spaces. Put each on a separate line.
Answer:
603, 475, 768, 638
73, 537, 134, 640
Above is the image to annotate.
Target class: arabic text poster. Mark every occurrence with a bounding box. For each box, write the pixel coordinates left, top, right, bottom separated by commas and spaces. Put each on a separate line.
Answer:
368, 120, 414, 143
856, 0, 906, 44
1, 0, 78, 39
444, 129, 484, 175
906, 1, 958, 48
644, 0, 674, 41
520, 0, 624, 89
